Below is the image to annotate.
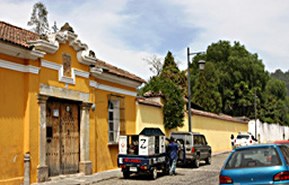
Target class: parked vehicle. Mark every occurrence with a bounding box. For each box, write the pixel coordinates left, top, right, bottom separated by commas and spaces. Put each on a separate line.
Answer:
117, 128, 170, 180
274, 140, 289, 147
169, 131, 211, 168
234, 132, 258, 148
219, 144, 289, 185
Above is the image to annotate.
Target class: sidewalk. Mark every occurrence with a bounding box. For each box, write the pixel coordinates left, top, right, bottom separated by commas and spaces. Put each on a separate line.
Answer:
31, 169, 122, 185
31, 151, 230, 185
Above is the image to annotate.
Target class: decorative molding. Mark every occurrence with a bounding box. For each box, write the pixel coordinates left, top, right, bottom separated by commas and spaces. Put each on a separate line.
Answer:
89, 80, 136, 96
41, 59, 89, 85
74, 69, 89, 78
0, 59, 40, 74
98, 84, 137, 96
58, 66, 75, 84
94, 73, 142, 88
89, 80, 98, 88
27, 40, 58, 54
41, 60, 61, 70
39, 83, 90, 102
77, 50, 97, 65
90, 66, 103, 75
0, 40, 45, 60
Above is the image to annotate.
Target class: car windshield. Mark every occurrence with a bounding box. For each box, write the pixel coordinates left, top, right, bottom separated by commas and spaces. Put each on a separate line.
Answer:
236, 135, 250, 139
225, 147, 282, 169
171, 133, 186, 141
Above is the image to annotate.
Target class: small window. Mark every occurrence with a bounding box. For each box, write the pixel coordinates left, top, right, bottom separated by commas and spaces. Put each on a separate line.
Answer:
108, 95, 125, 143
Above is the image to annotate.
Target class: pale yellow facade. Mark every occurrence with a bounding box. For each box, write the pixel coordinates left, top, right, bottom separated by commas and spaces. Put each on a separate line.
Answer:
136, 101, 248, 154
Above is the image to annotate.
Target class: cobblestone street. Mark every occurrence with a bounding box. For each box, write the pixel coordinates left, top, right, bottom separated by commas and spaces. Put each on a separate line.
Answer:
94, 152, 229, 185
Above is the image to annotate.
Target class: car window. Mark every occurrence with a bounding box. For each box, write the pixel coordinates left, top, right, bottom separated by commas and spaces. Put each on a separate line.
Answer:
236, 135, 250, 139
197, 136, 202, 145
186, 135, 192, 145
201, 136, 207, 145
194, 135, 199, 145
279, 146, 289, 165
171, 134, 185, 141
225, 147, 282, 169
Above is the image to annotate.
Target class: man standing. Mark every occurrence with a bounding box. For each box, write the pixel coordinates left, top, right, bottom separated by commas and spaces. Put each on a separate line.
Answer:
168, 137, 179, 175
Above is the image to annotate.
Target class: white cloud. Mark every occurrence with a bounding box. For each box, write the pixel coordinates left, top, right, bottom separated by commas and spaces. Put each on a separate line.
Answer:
172, 0, 289, 72
1, 0, 289, 82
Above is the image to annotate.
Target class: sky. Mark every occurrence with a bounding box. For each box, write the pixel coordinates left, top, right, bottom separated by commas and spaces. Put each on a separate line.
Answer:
1, 0, 289, 81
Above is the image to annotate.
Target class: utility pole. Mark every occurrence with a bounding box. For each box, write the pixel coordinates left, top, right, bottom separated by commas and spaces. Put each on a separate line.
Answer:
187, 48, 192, 133
187, 48, 205, 132
254, 89, 257, 141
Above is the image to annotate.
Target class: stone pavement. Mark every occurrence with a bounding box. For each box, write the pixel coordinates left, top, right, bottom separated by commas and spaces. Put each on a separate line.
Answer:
31, 151, 230, 185
31, 169, 122, 185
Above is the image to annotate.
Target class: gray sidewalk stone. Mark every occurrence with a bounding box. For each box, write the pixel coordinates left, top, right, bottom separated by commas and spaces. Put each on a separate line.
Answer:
31, 169, 122, 185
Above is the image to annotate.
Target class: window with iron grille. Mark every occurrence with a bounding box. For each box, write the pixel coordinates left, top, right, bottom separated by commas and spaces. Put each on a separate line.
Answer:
108, 95, 125, 143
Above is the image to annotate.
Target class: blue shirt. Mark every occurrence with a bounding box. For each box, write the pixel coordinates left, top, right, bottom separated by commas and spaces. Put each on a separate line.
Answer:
168, 142, 179, 160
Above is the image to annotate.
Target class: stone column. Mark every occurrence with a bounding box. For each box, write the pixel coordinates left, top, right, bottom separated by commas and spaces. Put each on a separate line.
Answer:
37, 95, 49, 182
79, 102, 92, 175
23, 153, 30, 185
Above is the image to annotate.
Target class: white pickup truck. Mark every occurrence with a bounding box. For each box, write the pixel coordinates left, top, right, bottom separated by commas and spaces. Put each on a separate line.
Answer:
234, 132, 258, 148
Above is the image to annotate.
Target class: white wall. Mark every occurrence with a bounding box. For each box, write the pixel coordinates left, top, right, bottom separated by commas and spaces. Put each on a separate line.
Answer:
248, 119, 289, 143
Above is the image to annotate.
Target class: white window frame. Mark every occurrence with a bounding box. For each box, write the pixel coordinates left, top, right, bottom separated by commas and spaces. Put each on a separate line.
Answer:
108, 99, 120, 143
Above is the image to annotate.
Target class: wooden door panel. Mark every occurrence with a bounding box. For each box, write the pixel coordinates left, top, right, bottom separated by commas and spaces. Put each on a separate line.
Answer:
60, 103, 79, 174
46, 101, 61, 176
46, 99, 79, 176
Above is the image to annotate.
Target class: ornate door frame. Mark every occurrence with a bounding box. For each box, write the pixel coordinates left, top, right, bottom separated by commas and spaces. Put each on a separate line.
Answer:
37, 84, 92, 182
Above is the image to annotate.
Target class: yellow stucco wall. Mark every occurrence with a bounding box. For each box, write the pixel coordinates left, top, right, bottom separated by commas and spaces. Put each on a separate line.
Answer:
90, 87, 137, 172
188, 114, 247, 153
0, 67, 25, 185
136, 103, 248, 154
0, 38, 139, 183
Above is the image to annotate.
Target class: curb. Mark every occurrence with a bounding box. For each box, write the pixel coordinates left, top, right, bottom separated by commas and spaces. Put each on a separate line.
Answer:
212, 150, 231, 156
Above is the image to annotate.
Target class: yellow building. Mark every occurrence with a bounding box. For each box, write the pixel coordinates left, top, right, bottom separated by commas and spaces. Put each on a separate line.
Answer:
0, 21, 145, 184
136, 96, 248, 154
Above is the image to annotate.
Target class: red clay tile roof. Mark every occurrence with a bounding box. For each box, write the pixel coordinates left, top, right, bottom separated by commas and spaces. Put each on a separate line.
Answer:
0, 21, 39, 49
191, 109, 248, 124
0, 21, 146, 83
96, 58, 146, 83
136, 97, 163, 108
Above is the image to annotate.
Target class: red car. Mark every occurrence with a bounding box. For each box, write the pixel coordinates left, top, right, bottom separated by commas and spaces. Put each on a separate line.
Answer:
274, 140, 289, 147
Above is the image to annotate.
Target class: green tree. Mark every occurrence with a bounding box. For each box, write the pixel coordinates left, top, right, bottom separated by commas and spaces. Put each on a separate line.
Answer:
271, 69, 289, 96
140, 51, 186, 129
194, 41, 269, 118
260, 78, 289, 125
27, 2, 50, 34
265, 78, 287, 100
192, 62, 222, 113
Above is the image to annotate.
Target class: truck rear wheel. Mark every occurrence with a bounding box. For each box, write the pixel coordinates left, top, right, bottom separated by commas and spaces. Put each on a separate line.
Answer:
123, 171, 130, 179
206, 155, 211, 165
151, 167, 157, 180
193, 155, 200, 168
